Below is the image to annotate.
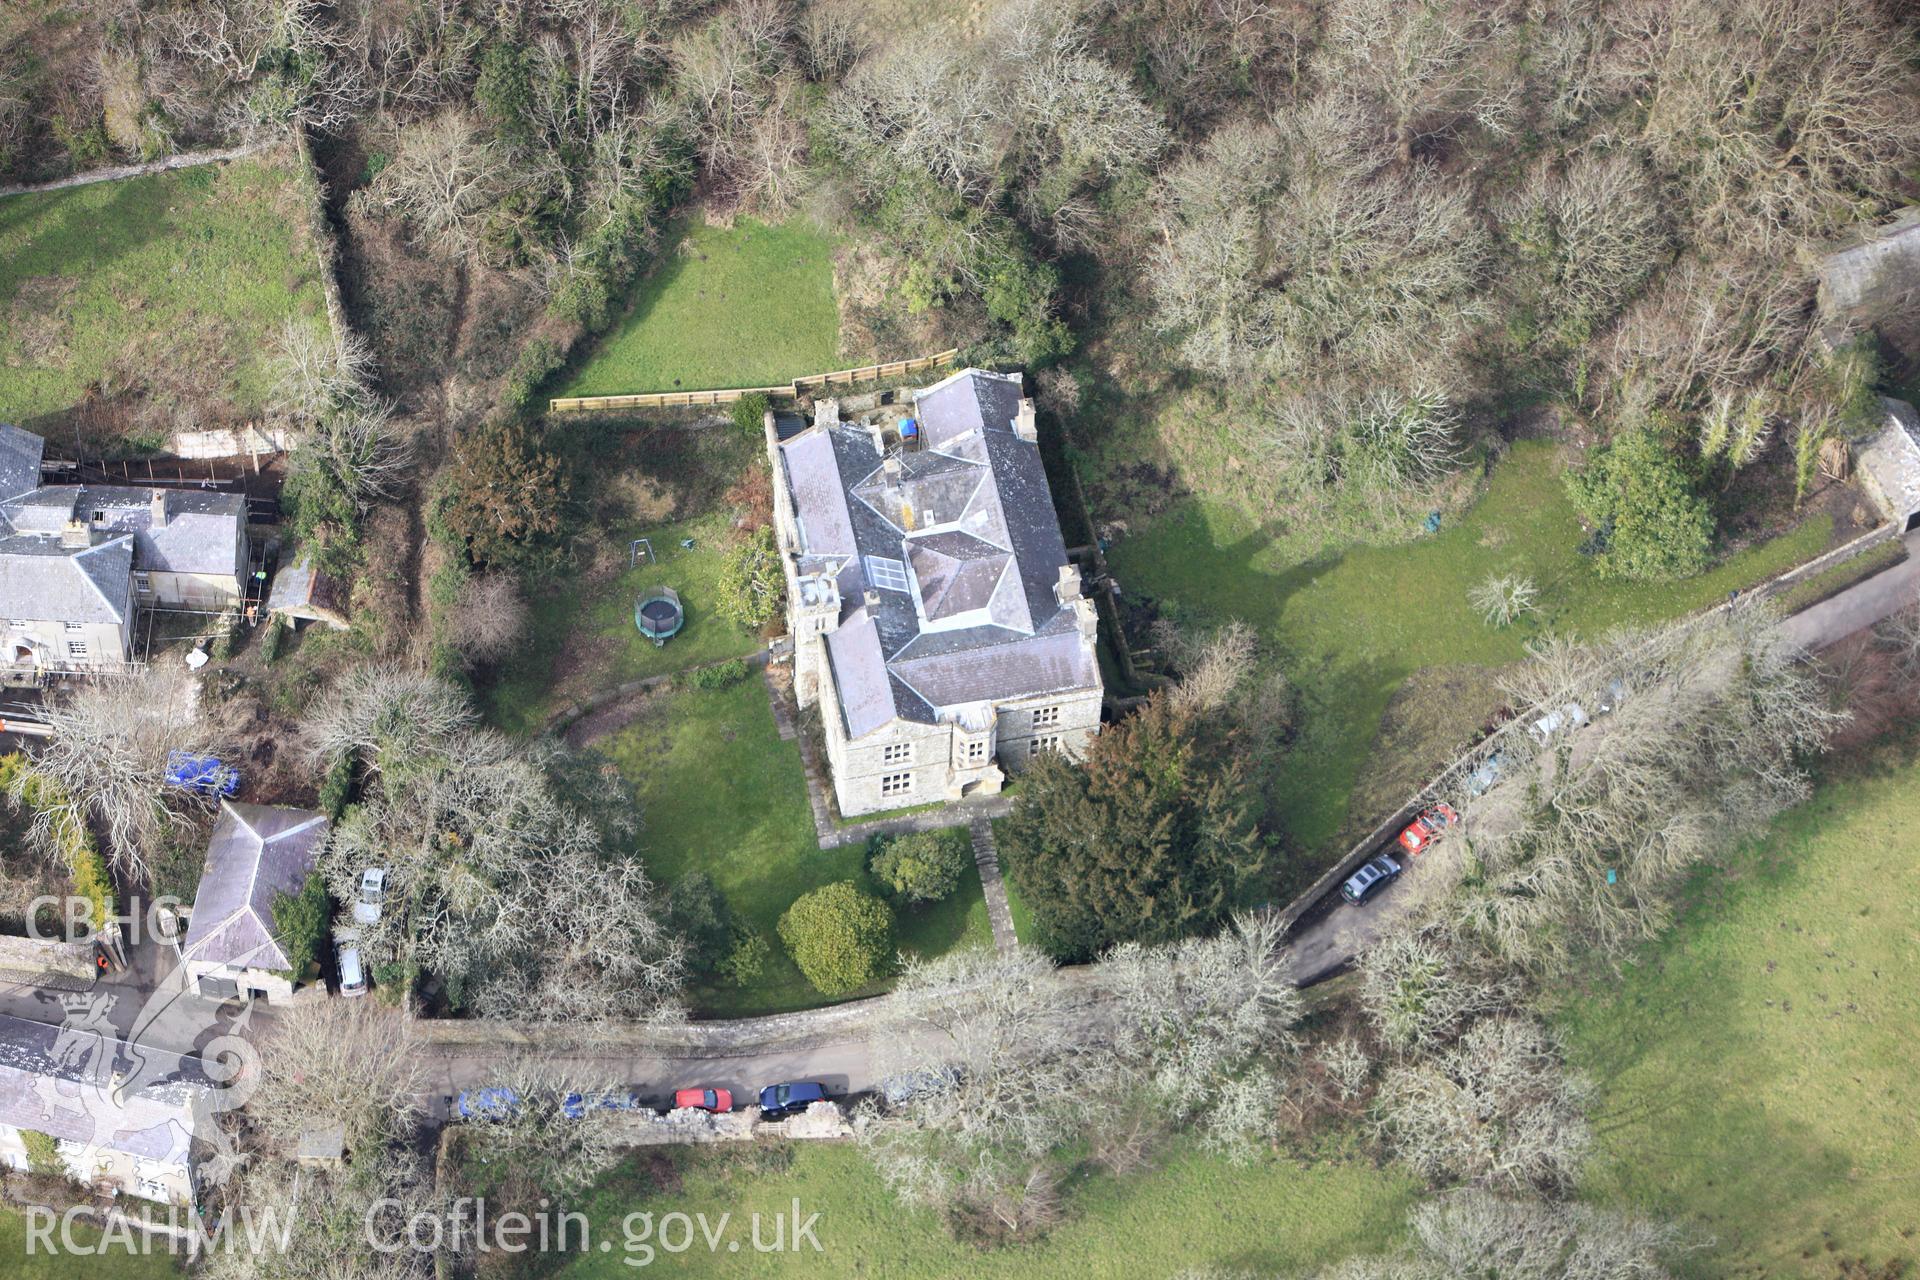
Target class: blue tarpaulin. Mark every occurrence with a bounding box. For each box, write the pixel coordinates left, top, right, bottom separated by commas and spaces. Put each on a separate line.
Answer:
165, 751, 239, 796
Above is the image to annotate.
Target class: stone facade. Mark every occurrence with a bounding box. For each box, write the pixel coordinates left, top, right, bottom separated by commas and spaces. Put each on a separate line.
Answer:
768, 369, 1103, 818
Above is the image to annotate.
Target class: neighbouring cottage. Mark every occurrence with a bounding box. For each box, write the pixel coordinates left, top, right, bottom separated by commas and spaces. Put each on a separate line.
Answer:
1856, 396, 1920, 535
0, 423, 249, 673
181, 801, 331, 1004
1817, 206, 1920, 361
767, 368, 1103, 817
0, 1012, 210, 1207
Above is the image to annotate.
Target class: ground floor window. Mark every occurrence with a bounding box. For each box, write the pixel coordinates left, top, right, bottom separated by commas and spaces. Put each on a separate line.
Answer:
1032, 735, 1063, 757
65, 640, 87, 658
880, 772, 914, 798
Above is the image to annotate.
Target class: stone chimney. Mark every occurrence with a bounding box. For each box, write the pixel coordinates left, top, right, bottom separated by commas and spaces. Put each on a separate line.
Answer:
1013, 399, 1039, 443
59, 519, 91, 550
864, 589, 881, 612
1074, 596, 1099, 642
149, 488, 169, 528
1054, 563, 1082, 605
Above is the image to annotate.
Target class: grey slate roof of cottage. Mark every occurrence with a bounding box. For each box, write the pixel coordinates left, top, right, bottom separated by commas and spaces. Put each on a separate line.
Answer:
0, 425, 45, 502
776, 369, 1098, 738
182, 802, 331, 971
0, 485, 247, 578
0, 536, 134, 624
0, 1012, 208, 1168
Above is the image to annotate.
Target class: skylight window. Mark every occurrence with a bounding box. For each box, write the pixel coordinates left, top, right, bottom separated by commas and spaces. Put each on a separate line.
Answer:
865, 555, 910, 593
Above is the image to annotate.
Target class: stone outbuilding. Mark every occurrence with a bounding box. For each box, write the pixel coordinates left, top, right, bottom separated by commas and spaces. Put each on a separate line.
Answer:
181, 801, 331, 1004
1856, 397, 1920, 535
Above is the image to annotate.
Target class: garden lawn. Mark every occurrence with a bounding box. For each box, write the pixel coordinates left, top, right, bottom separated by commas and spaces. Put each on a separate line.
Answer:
540, 1140, 1419, 1279
1561, 743, 1920, 1278
600, 679, 990, 1016
0, 1206, 182, 1278
0, 148, 330, 428
481, 512, 764, 735
566, 218, 839, 396
1107, 440, 1832, 856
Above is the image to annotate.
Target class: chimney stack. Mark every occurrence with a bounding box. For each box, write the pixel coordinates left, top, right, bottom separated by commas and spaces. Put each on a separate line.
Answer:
1054, 563, 1082, 604
149, 488, 169, 529
59, 519, 91, 550
1013, 399, 1039, 443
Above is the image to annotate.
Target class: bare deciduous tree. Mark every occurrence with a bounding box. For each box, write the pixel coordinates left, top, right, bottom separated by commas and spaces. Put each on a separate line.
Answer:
18, 667, 231, 883
1357, 922, 1518, 1058
1373, 1015, 1593, 1193
1470, 574, 1538, 629
249, 998, 426, 1154
358, 111, 513, 254
268, 317, 375, 424
446, 572, 531, 668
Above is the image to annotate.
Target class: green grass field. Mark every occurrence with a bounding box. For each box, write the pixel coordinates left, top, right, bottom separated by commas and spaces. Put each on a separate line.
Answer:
0, 1207, 182, 1278
0, 148, 330, 427
533, 1140, 1418, 1279
1107, 440, 1832, 855
600, 678, 991, 1016
566, 218, 839, 396
1562, 740, 1920, 1278
480, 511, 766, 735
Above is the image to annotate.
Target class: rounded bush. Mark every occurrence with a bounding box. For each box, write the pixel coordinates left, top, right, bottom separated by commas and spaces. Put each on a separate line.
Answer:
777, 881, 894, 996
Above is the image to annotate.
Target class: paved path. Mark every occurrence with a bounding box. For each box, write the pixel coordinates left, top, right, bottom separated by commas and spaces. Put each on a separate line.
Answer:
970, 818, 1018, 952
1779, 530, 1920, 651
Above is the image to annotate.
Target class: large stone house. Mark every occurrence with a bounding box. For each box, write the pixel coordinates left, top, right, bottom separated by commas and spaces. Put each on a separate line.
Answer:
0, 1012, 210, 1208
767, 368, 1103, 817
181, 801, 331, 1004
0, 423, 249, 672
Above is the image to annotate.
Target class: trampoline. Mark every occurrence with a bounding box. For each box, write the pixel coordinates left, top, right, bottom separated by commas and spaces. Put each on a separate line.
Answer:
635, 586, 685, 646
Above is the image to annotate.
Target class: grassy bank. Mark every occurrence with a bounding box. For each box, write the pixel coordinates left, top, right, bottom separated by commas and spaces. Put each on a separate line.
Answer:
601, 679, 990, 1016
1107, 439, 1833, 856
0, 1207, 182, 1278
0, 148, 330, 428
1562, 739, 1920, 1277
532, 1140, 1419, 1279
567, 217, 838, 396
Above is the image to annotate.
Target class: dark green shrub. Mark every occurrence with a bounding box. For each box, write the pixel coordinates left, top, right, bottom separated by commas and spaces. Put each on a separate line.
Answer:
722, 928, 770, 986
261, 615, 287, 663
1565, 429, 1713, 582
318, 751, 356, 820
731, 392, 771, 434
667, 871, 732, 972
690, 658, 752, 690
777, 882, 894, 996
270, 872, 331, 982
869, 829, 971, 903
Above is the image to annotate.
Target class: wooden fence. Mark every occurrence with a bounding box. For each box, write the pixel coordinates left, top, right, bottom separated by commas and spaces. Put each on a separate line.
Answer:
548, 348, 961, 414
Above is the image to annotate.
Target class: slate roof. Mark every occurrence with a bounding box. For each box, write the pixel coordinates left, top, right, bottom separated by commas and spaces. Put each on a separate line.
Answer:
0, 485, 248, 579
0, 1012, 208, 1170
1857, 397, 1920, 523
0, 425, 45, 502
0, 535, 134, 625
182, 802, 331, 971
776, 369, 1099, 738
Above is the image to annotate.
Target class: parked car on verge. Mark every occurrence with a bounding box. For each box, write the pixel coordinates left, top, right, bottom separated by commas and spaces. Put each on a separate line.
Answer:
563, 1089, 647, 1119
455, 1088, 519, 1120
1464, 751, 1506, 798
758, 1081, 829, 1121
1396, 804, 1459, 856
352, 867, 387, 926
879, 1068, 960, 1109
1530, 702, 1589, 740
336, 937, 367, 998
1340, 855, 1402, 906
673, 1088, 733, 1113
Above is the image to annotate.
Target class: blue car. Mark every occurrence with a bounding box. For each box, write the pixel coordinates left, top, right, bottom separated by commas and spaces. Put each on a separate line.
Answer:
758, 1081, 828, 1121
561, 1089, 645, 1120
455, 1088, 519, 1120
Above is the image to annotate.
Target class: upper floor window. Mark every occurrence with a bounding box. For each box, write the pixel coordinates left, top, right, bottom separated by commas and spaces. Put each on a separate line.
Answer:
963, 738, 988, 764
1031, 705, 1061, 729
865, 556, 910, 593
883, 743, 912, 766
63, 622, 85, 633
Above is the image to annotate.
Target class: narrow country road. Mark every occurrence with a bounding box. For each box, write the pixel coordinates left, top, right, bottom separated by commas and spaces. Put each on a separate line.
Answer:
9, 534, 1917, 1107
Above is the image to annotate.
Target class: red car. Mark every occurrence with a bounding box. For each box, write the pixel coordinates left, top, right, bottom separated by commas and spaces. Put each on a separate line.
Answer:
1396, 804, 1459, 855
674, 1087, 733, 1113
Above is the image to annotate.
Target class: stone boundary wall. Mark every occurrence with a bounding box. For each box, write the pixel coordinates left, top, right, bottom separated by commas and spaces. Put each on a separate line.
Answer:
0, 933, 95, 984
0, 139, 276, 200
291, 123, 356, 377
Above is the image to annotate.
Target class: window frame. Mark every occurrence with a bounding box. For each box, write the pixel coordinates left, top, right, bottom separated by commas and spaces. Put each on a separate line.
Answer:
880, 771, 914, 798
